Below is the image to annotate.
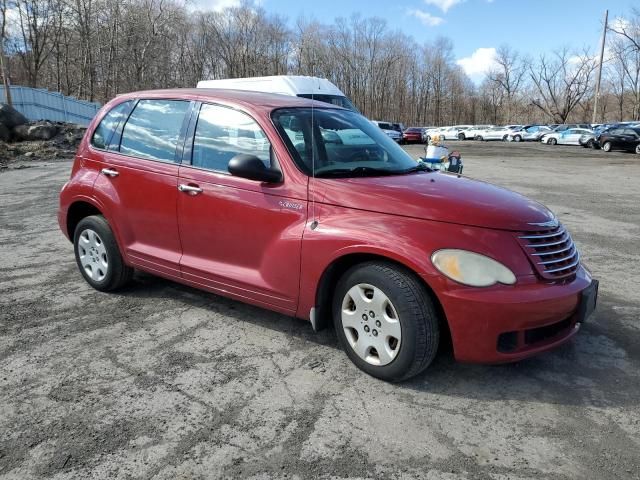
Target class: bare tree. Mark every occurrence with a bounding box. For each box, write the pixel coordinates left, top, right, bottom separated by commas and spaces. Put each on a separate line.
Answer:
529, 48, 596, 123
12, 0, 59, 87
0, 0, 13, 104
609, 11, 640, 120
487, 45, 526, 123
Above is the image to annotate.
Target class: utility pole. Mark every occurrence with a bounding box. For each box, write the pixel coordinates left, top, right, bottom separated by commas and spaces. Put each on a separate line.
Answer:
592, 9, 608, 125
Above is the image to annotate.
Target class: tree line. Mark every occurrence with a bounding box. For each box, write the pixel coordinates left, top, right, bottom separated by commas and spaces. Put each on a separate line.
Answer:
1, 0, 639, 126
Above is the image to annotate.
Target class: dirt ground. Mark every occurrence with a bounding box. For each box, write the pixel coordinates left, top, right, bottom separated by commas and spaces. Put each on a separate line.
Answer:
1, 140, 639, 479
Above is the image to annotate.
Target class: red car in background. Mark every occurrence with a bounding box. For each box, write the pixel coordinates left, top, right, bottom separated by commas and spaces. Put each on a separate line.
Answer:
402, 127, 425, 144
58, 89, 598, 382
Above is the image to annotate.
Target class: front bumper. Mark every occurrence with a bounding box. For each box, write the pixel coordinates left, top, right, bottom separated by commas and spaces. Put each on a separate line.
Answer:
431, 265, 595, 363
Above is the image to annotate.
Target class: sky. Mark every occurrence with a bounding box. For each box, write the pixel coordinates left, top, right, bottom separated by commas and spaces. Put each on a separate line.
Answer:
203, 0, 638, 83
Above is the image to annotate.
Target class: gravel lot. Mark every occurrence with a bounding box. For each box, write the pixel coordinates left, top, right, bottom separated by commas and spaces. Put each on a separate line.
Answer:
1, 141, 639, 479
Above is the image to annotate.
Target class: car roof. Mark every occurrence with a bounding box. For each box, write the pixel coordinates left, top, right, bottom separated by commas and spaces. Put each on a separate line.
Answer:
115, 88, 341, 111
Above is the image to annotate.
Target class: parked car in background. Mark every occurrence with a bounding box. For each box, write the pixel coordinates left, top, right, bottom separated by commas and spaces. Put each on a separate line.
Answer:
579, 132, 599, 149
451, 125, 475, 140
553, 124, 592, 133
508, 125, 551, 142
597, 127, 640, 153
373, 120, 403, 142
392, 123, 406, 134
425, 126, 451, 141
59, 88, 598, 381
462, 125, 493, 140
402, 127, 427, 144
541, 128, 593, 145
477, 125, 522, 141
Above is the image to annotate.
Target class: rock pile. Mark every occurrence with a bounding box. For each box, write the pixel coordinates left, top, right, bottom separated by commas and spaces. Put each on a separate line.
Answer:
0, 103, 87, 169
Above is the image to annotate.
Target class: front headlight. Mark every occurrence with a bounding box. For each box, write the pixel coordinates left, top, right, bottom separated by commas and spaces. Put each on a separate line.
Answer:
431, 249, 516, 287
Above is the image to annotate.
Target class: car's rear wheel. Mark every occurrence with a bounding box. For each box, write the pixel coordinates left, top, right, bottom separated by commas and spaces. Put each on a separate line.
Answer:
74, 215, 133, 292
458, 133, 465, 140
602, 141, 612, 152
476, 135, 483, 141
333, 262, 439, 382
635, 144, 640, 155
549, 138, 557, 145
513, 135, 522, 142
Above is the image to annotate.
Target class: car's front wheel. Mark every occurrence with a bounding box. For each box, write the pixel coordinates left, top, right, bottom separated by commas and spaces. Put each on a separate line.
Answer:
548, 137, 557, 145
513, 135, 522, 142
635, 144, 640, 155
74, 215, 133, 292
476, 135, 483, 141
602, 141, 612, 152
333, 262, 439, 382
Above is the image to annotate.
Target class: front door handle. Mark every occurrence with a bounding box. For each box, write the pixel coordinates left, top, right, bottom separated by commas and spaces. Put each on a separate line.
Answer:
178, 184, 203, 195
101, 168, 119, 178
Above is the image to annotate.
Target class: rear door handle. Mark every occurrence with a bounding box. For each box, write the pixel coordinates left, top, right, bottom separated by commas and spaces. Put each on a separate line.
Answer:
101, 168, 119, 177
178, 184, 203, 195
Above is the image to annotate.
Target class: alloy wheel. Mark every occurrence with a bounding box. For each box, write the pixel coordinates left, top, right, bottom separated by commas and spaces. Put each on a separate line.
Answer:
78, 229, 109, 281
341, 283, 402, 366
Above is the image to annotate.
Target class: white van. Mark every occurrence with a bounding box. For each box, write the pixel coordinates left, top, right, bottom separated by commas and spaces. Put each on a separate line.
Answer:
196, 75, 358, 112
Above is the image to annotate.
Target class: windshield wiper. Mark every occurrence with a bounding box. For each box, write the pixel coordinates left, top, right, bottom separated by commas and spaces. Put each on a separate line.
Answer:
401, 162, 435, 174
315, 166, 400, 178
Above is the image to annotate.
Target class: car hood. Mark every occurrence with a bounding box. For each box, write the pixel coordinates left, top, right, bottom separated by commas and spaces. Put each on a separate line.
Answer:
316, 172, 554, 231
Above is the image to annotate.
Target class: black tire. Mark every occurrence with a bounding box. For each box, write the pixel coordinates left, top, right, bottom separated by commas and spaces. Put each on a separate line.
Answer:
333, 261, 439, 382
635, 144, 640, 155
513, 135, 522, 142
502, 135, 508, 141
476, 135, 483, 141
549, 137, 557, 145
585, 139, 594, 149
73, 215, 133, 292
602, 141, 611, 152
458, 133, 465, 140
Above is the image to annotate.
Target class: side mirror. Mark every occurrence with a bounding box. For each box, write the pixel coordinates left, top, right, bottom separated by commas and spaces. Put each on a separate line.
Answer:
228, 154, 282, 183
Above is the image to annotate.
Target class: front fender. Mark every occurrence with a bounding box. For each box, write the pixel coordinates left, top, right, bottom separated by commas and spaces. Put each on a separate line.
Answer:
296, 203, 534, 320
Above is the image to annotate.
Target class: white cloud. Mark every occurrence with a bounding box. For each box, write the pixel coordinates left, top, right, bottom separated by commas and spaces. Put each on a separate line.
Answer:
209, 0, 240, 11
423, 0, 464, 13
407, 9, 444, 27
456, 47, 498, 78
190, 0, 264, 12
610, 17, 630, 32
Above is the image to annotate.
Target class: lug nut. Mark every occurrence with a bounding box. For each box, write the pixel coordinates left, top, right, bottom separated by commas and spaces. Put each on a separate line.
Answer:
362, 314, 368, 321
364, 325, 370, 333
372, 329, 378, 336
369, 311, 375, 318
375, 320, 381, 327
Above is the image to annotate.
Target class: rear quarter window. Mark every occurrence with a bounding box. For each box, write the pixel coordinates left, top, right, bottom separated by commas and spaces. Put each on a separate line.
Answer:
91, 101, 134, 150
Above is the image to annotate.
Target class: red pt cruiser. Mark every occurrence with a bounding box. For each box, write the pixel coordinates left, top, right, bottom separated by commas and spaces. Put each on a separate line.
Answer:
58, 89, 598, 381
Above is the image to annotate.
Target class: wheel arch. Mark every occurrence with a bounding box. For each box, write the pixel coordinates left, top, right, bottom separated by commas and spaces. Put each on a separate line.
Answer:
66, 200, 104, 241
311, 253, 450, 343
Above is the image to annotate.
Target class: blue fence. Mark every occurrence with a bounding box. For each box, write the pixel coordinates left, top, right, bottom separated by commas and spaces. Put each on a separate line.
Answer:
0, 86, 101, 126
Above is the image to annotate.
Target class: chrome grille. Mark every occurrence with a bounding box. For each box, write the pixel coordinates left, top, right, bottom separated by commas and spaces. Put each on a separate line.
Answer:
517, 224, 580, 280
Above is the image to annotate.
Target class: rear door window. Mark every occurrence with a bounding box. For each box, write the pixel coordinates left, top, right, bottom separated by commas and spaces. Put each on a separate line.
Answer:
119, 100, 190, 162
191, 103, 271, 173
91, 101, 133, 150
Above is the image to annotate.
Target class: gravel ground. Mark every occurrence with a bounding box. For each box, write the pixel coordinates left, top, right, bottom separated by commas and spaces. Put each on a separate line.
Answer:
1, 141, 639, 479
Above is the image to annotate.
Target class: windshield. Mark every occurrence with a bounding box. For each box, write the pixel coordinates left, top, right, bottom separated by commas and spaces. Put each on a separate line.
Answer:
296, 94, 359, 113
272, 108, 420, 178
